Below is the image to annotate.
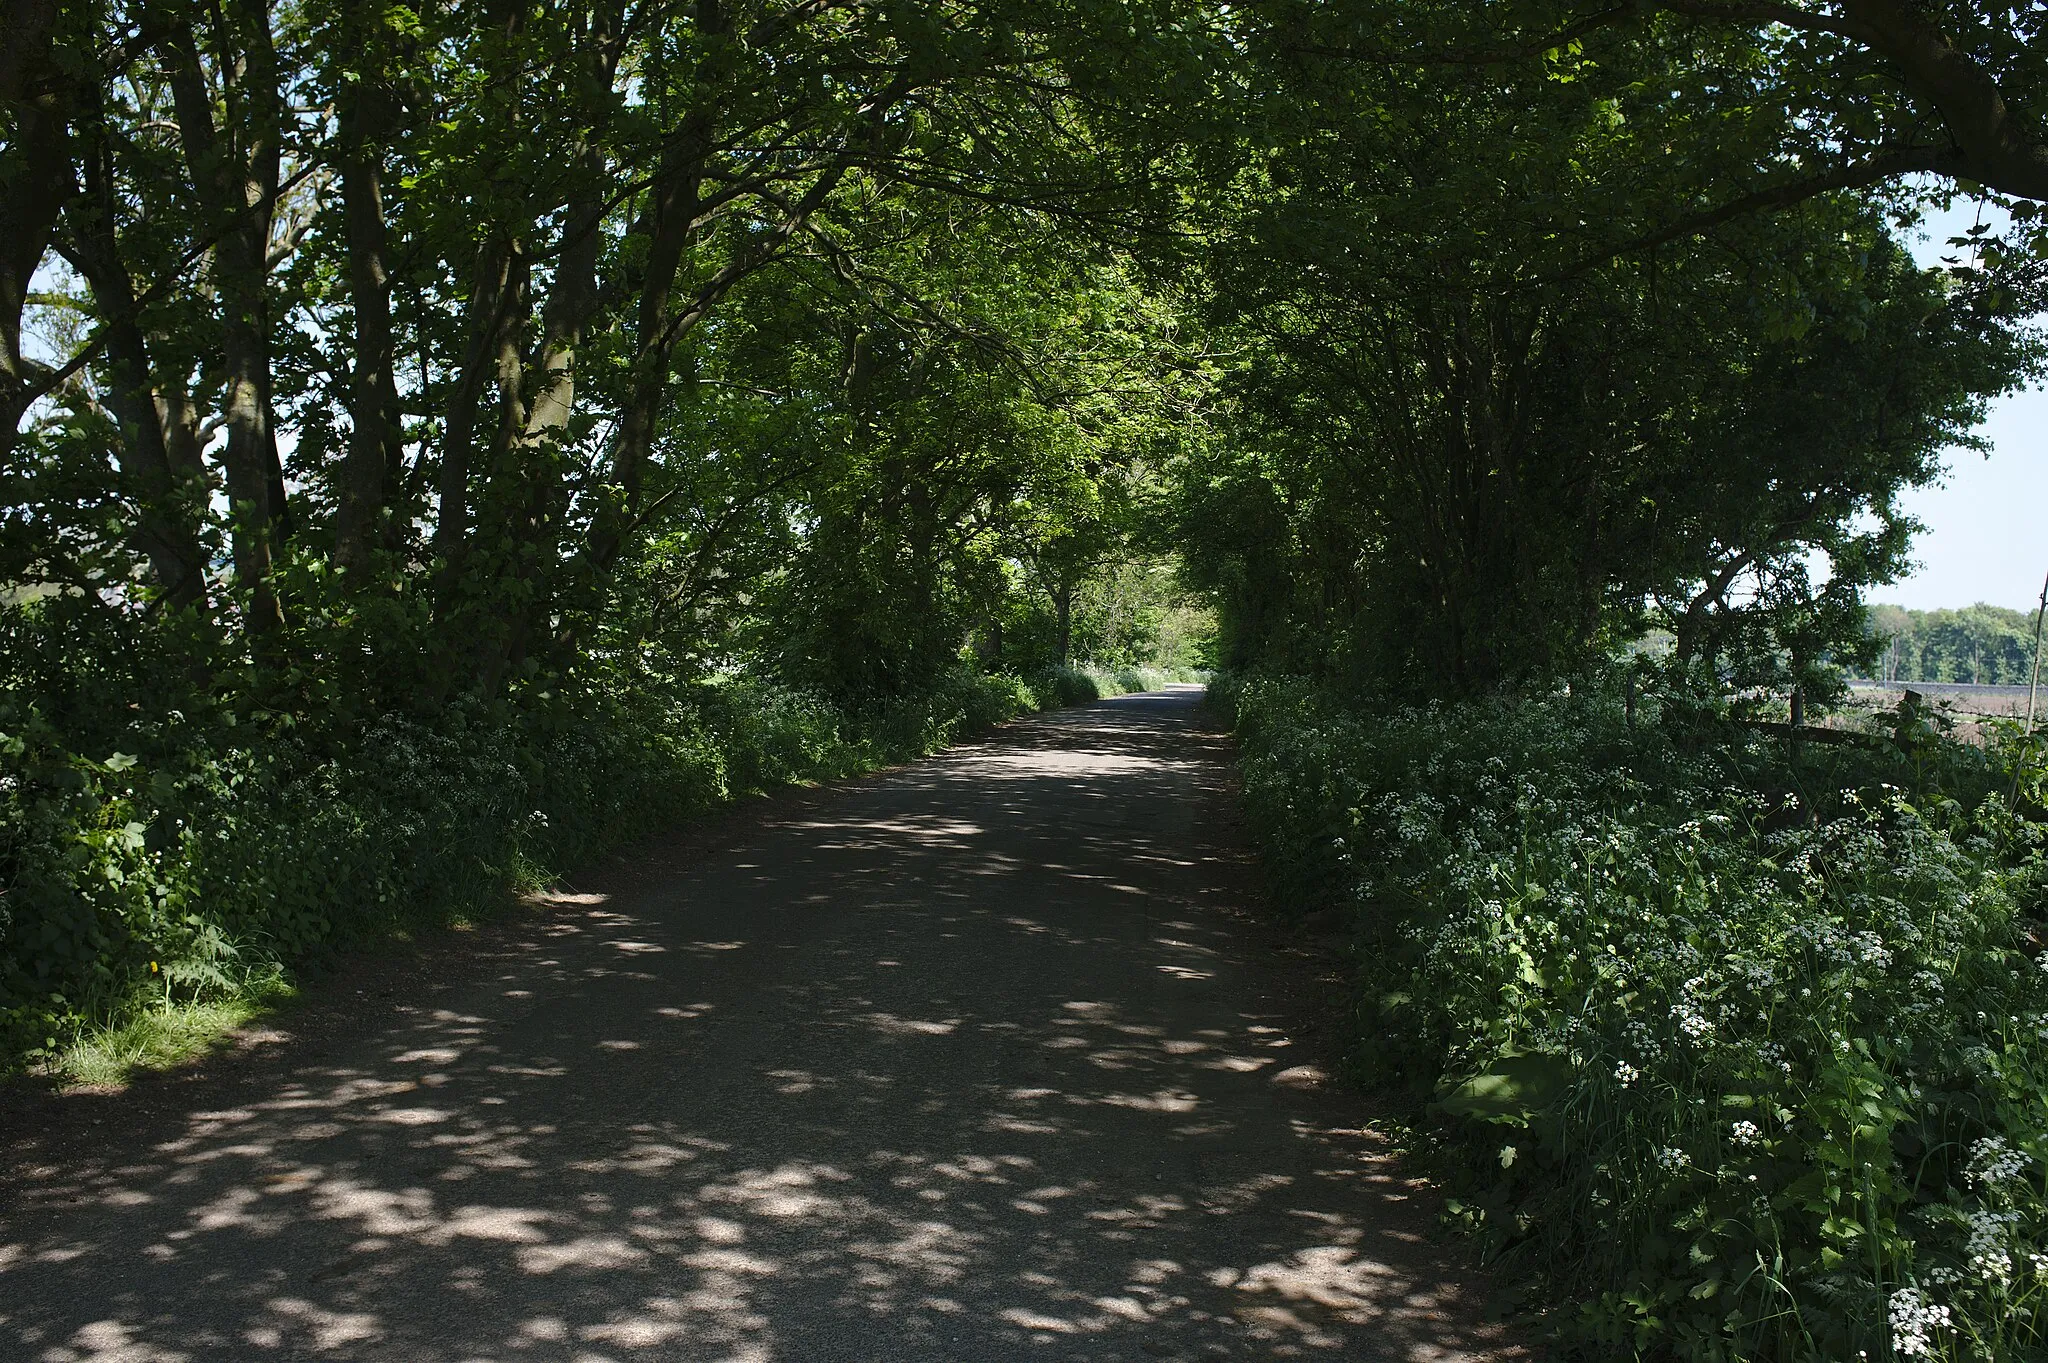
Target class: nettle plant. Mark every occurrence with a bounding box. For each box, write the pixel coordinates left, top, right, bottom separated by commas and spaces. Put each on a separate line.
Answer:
1232, 675, 2048, 1362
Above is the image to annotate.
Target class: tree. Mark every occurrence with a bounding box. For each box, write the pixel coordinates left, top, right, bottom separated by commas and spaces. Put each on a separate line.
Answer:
1172, 7, 2042, 696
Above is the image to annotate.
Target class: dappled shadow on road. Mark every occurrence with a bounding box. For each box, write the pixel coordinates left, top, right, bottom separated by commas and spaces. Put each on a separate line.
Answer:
0, 688, 1517, 1363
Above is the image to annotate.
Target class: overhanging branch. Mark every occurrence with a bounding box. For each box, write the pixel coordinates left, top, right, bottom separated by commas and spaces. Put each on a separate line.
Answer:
1547, 144, 1958, 280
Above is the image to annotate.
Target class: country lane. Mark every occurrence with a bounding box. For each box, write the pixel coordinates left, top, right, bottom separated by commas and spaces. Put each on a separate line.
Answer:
0, 687, 1523, 1362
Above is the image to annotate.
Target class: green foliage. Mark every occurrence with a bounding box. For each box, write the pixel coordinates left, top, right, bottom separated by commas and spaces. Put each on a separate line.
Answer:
996, 556, 1217, 675
1087, 664, 1209, 696
1171, 3, 2045, 699
0, 0, 1216, 1077
1026, 665, 1102, 709
1232, 673, 2048, 1361
1020, 662, 1208, 710
0, 660, 1053, 1076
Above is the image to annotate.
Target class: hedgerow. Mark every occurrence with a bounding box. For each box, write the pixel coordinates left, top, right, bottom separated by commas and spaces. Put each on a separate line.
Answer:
0, 665, 1040, 1076
1228, 673, 2048, 1362
1022, 662, 1207, 709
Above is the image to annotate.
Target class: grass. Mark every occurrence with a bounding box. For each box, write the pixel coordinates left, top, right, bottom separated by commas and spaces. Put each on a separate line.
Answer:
54, 972, 297, 1089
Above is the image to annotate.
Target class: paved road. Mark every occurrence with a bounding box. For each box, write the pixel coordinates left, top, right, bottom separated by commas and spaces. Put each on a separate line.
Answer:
0, 689, 1519, 1362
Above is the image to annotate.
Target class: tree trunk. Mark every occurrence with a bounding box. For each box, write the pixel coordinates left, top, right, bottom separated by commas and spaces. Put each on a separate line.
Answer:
434, 237, 519, 600
335, 68, 402, 570
61, 92, 209, 607
162, 6, 288, 632
470, 46, 619, 693
0, 0, 72, 453
1833, 0, 2048, 202
594, 103, 717, 570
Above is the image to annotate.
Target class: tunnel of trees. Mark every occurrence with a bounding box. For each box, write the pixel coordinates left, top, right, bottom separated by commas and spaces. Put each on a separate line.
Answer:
5, 3, 2048, 1354
5, 0, 2041, 724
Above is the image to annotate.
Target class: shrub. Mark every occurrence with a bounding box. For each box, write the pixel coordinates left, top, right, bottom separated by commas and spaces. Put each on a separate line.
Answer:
0, 664, 1038, 1076
1232, 674, 2048, 1362
1024, 662, 1211, 706
1027, 664, 1101, 708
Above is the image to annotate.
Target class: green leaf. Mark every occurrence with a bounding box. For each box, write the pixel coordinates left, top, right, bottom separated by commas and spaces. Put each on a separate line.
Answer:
1438, 1051, 1574, 1124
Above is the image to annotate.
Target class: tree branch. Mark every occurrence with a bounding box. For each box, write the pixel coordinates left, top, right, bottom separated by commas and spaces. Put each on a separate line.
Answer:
1834, 0, 2048, 202
1548, 144, 1958, 280
1299, 1, 2048, 202
1285, 4, 1639, 66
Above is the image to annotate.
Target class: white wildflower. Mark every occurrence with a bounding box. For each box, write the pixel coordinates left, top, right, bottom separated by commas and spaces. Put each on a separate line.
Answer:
1656, 1146, 1688, 1171
1730, 1119, 1762, 1147
1965, 1209, 2019, 1284
1672, 1004, 1714, 1040
1887, 1287, 1951, 1358
1850, 931, 1890, 968
1614, 1061, 1640, 1086
1966, 1135, 2027, 1188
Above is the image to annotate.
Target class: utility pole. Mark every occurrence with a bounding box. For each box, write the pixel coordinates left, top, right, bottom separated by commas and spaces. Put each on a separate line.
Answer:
2027, 567, 2048, 736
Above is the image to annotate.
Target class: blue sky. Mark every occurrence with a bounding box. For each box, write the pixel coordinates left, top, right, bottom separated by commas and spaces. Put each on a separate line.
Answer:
1881, 202, 2047, 613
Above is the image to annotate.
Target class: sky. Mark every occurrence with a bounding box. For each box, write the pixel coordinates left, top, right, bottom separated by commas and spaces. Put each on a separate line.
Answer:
1879, 201, 2047, 614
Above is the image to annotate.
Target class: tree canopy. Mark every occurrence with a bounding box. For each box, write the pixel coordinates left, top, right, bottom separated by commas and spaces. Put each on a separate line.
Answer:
1864, 601, 2046, 685
0, 0, 2042, 724
13, 10, 2048, 1356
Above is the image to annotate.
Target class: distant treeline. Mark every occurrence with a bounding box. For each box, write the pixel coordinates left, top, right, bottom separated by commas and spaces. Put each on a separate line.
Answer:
1862, 603, 2045, 685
